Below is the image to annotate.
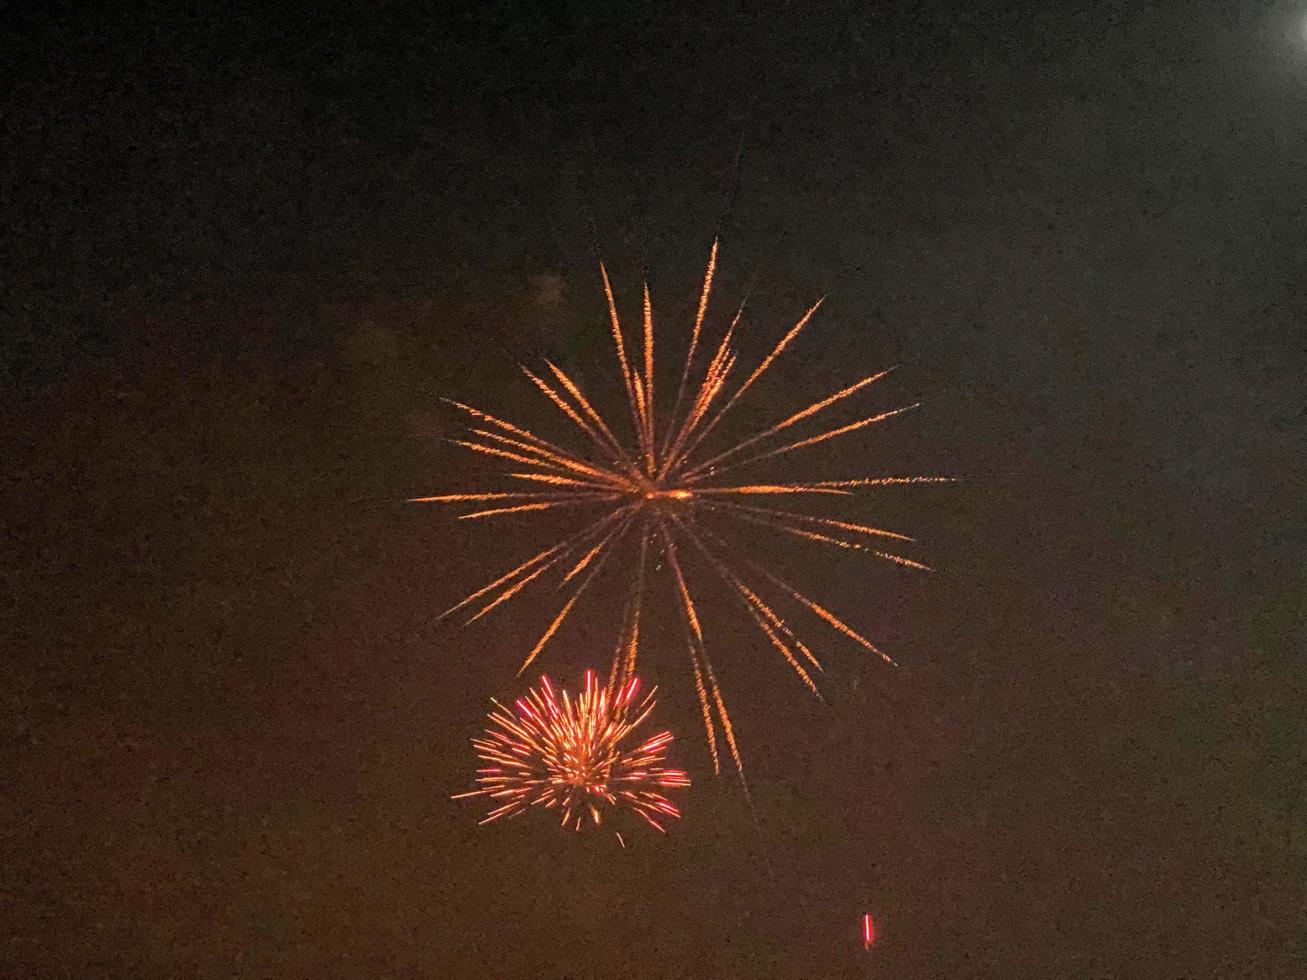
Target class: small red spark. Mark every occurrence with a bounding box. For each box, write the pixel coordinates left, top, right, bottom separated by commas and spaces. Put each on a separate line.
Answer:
862, 913, 876, 950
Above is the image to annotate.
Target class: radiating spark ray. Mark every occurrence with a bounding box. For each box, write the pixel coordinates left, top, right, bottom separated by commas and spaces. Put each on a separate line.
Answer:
448, 438, 578, 476
706, 498, 915, 542
742, 594, 822, 696
464, 561, 554, 624
660, 304, 744, 477
608, 585, 637, 693
632, 373, 649, 458
691, 403, 921, 481
704, 656, 748, 798
687, 637, 720, 774
520, 365, 624, 466
670, 357, 735, 472
607, 523, 649, 692
642, 279, 656, 470
689, 238, 718, 363
670, 515, 821, 698
692, 484, 854, 497
680, 356, 733, 444
517, 532, 621, 675
661, 237, 718, 460
726, 578, 821, 694
441, 397, 587, 463
689, 294, 825, 455
662, 530, 703, 645
663, 240, 763, 465
660, 522, 721, 774
707, 503, 932, 569
544, 360, 641, 477
729, 539, 899, 667
871, 551, 933, 571
457, 495, 620, 521
725, 570, 824, 674
447, 509, 631, 622
506, 472, 620, 491
812, 476, 959, 488
437, 542, 565, 622
562, 517, 630, 585
468, 427, 631, 487
691, 476, 956, 493
685, 367, 896, 478
409, 490, 594, 503
688, 528, 825, 676
623, 527, 650, 682
597, 260, 646, 448
792, 636, 821, 673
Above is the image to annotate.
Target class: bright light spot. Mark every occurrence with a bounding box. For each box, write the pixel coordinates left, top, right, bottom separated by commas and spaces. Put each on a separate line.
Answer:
862, 913, 876, 950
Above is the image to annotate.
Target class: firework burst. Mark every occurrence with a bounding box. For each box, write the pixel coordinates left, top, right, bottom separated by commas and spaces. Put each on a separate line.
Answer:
453, 670, 690, 835
416, 238, 950, 785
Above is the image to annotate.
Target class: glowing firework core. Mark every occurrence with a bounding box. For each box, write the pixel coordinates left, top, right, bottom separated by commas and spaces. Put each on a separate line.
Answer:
453, 670, 690, 834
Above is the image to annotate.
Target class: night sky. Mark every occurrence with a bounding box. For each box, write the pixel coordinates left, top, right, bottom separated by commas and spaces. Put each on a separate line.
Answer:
4, 2, 1306, 976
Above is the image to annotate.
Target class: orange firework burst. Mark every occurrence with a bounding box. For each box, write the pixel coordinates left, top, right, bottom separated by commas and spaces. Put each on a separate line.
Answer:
416, 238, 950, 784
453, 670, 689, 834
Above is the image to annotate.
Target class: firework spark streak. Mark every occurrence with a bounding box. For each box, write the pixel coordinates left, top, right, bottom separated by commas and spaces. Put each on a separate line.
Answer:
452, 671, 690, 834
416, 240, 951, 785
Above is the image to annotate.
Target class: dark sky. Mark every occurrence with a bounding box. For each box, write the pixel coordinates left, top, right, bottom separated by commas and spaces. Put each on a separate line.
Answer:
4, 1, 1305, 976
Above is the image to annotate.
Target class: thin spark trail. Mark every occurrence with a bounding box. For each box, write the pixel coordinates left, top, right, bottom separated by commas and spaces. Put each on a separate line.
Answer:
457, 496, 620, 521
516, 517, 630, 675
414, 237, 948, 783
668, 512, 822, 696
660, 237, 719, 462
445, 507, 634, 623
702, 503, 933, 570
466, 427, 627, 487
686, 367, 897, 477
702, 497, 915, 542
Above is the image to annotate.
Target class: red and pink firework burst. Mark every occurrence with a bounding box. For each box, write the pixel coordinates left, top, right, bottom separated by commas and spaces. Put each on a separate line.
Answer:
453, 670, 690, 835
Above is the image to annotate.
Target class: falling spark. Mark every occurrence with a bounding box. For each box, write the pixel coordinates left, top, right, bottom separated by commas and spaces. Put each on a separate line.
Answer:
416, 239, 950, 784
863, 913, 876, 950
453, 670, 690, 834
